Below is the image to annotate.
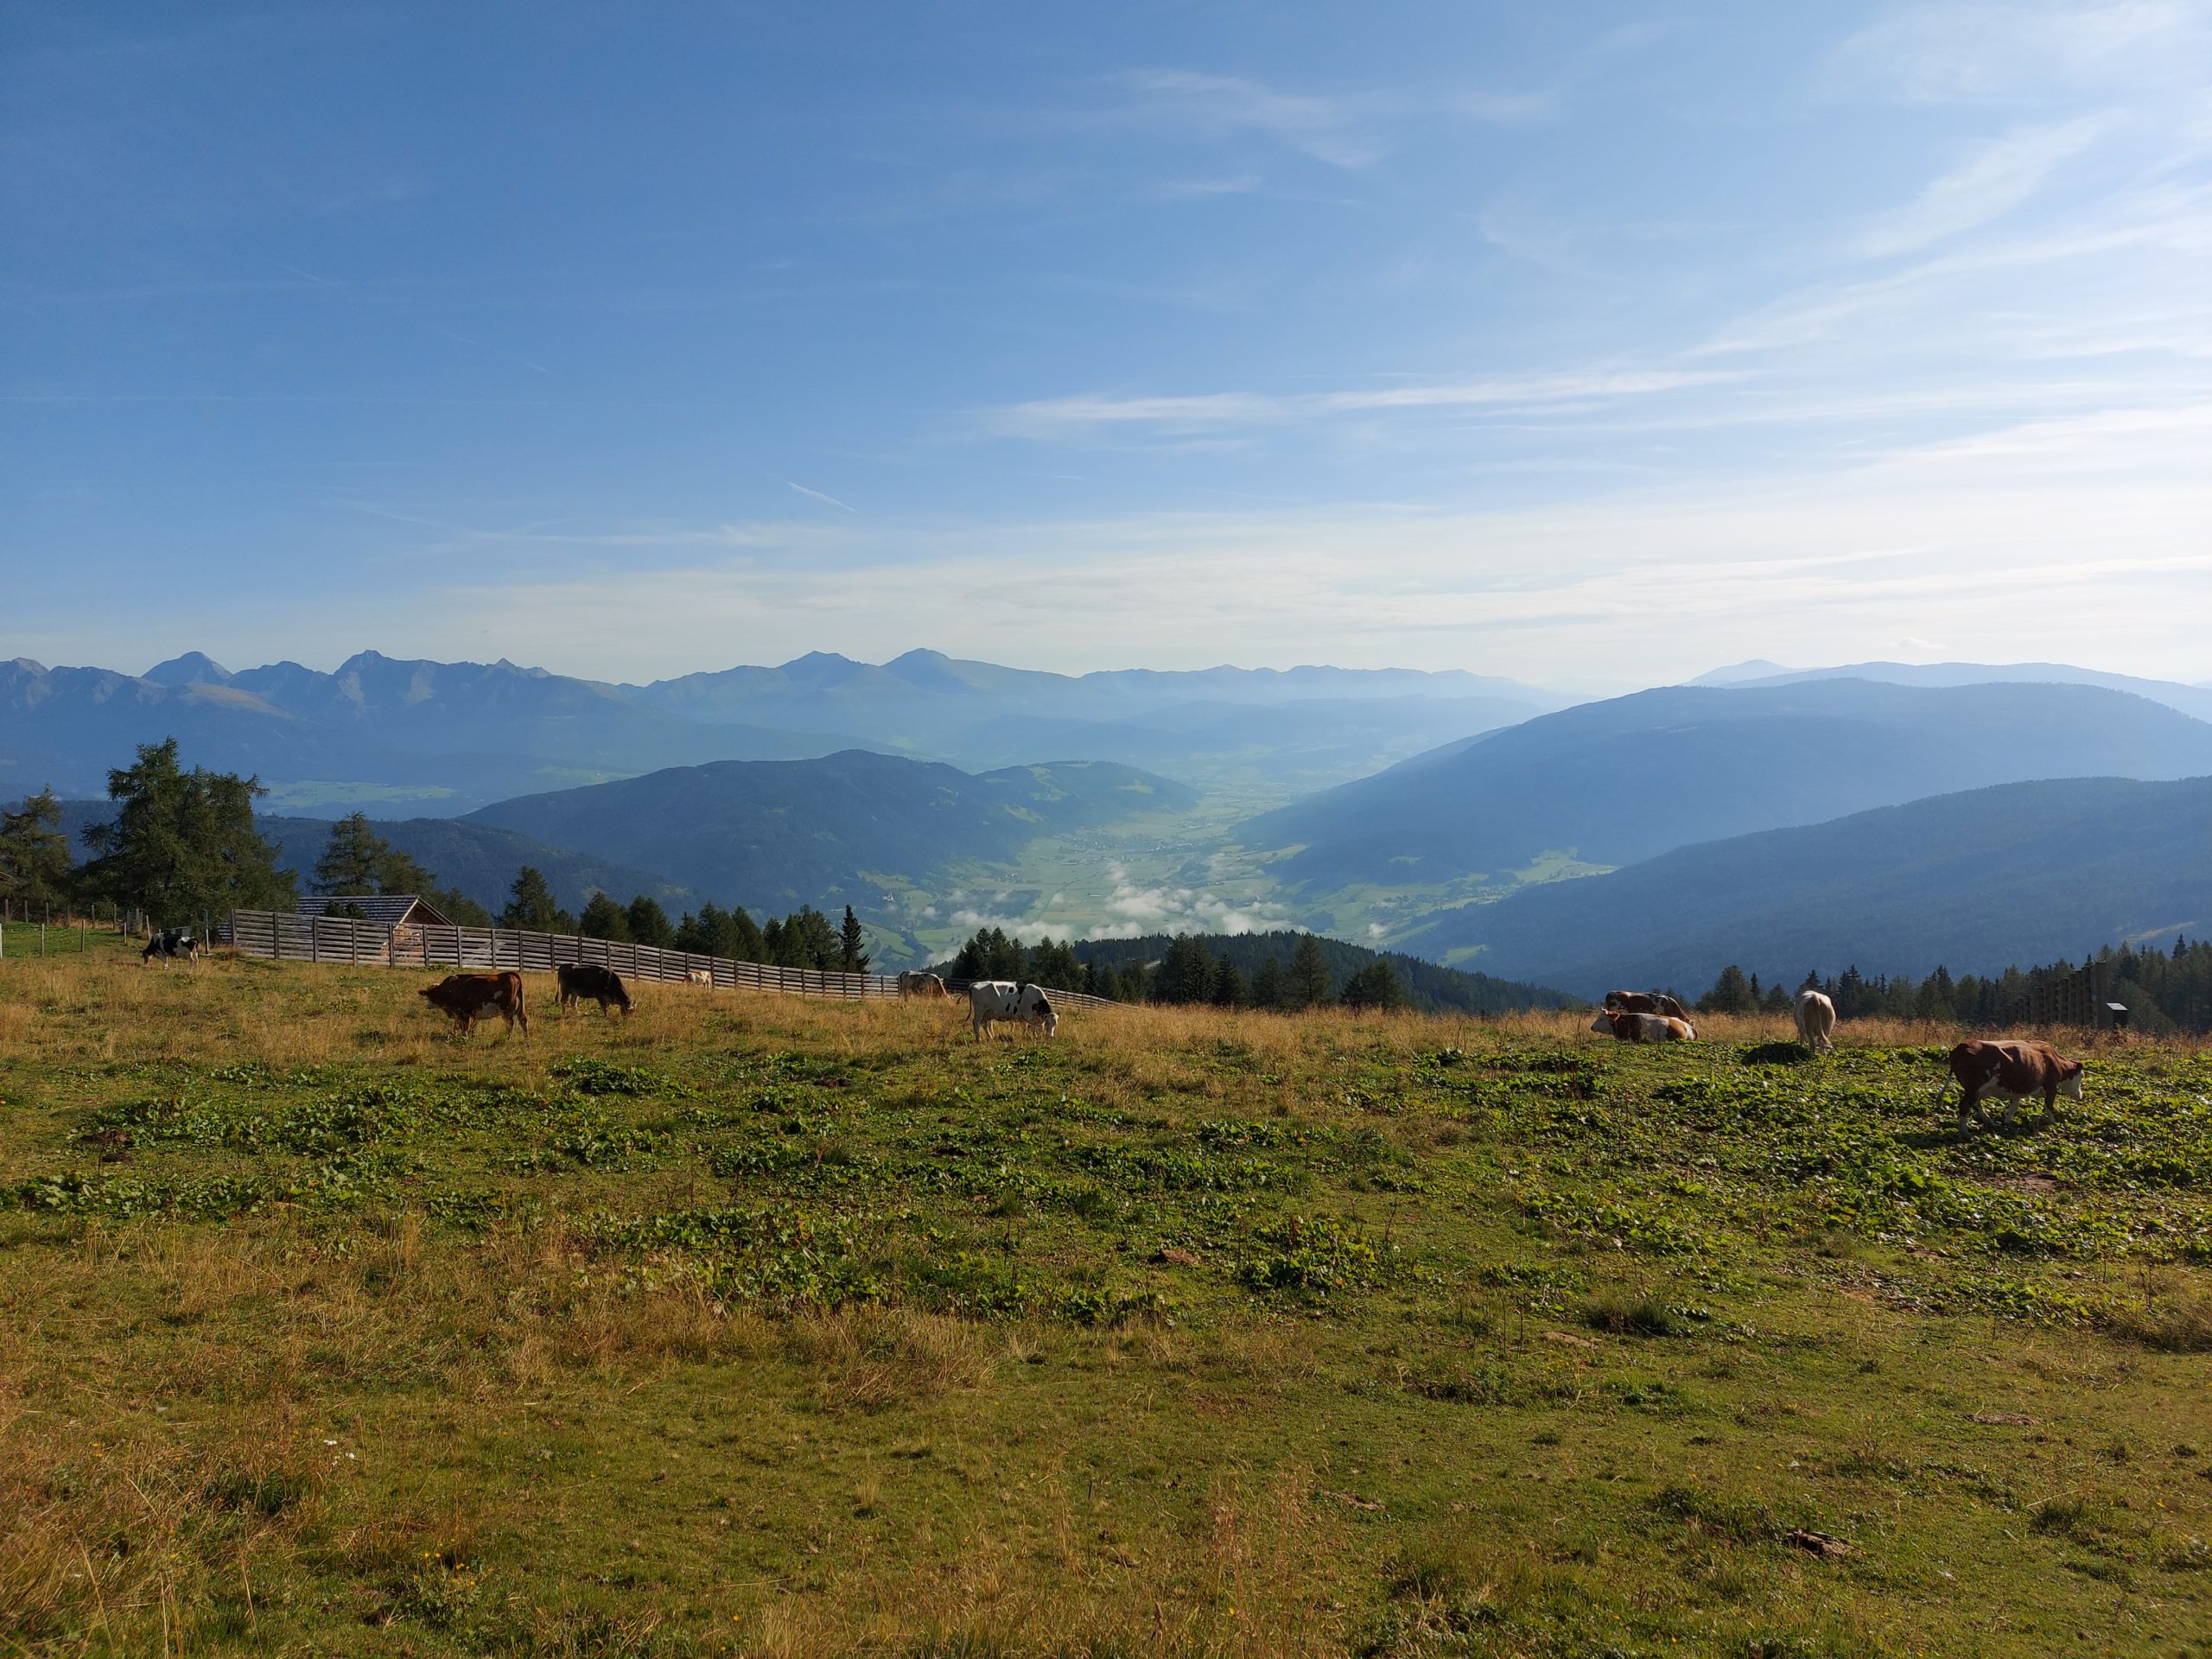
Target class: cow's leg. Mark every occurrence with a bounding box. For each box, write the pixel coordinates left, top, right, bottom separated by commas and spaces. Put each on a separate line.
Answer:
1957, 1084, 1978, 1135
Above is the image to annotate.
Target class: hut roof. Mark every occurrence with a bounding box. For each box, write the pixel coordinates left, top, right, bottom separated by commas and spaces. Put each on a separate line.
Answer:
294, 893, 453, 928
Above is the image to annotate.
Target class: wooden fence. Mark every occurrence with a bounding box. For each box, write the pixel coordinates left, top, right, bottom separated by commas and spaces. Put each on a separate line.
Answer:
224, 909, 1115, 1011
2010, 957, 2118, 1030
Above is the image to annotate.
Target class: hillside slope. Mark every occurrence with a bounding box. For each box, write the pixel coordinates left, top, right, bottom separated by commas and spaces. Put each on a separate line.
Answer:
1726, 659, 2212, 723
464, 751, 1197, 911
1407, 774, 2212, 995
1245, 680, 2212, 889
256, 817, 696, 918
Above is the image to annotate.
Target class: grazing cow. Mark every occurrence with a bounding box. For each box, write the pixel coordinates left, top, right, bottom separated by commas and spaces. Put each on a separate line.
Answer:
556, 963, 632, 1017
969, 980, 1057, 1040
141, 928, 200, 966
1605, 990, 1688, 1020
418, 970, 529, 1036
898, 971, 949, 1001
1591, 1009, 1695, 1043
1794, 989, 1837, 1054
1942, 1039, 2082, 1133
686, 968, 713, 988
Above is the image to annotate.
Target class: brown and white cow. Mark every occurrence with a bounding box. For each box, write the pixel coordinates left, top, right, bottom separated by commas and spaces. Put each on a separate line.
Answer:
1942, 1039, 2082, 1132
1794, 989, 1837, 1054
1605, 990, 1688, 1020
685, 968, 713, 988
419, 970, 529, 1036
1591, 1009, 1695, 1043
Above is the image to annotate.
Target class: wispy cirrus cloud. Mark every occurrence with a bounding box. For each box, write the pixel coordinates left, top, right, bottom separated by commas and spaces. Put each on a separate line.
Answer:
1108, 70, 1389, 168
788, 481, 856, 512
1832, 1, 2201, 105
1858, 116, 2113, 257
987, 369, 1728, 440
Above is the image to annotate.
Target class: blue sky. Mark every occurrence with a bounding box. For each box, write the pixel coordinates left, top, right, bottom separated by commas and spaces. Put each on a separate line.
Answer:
5, 1, 2209, 689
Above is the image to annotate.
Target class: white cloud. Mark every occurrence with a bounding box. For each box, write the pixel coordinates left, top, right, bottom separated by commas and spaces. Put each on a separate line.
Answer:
1144, 174, 1264, 200
988, 370, 1726, 439
788, 481, 856, 512
1831, 3, 2199, 105
1112, 70, 1386, 168
1859, 118, 2113, 257
376, 397, 2212, 691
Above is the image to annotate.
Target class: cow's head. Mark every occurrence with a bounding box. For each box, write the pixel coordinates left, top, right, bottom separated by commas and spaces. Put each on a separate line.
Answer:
2058, 1058, 2085, 1100
1590, 1011, 1618, 1035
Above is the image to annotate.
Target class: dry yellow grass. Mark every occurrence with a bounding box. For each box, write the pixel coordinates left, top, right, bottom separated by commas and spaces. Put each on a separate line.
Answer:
2, 950, 2207, 1656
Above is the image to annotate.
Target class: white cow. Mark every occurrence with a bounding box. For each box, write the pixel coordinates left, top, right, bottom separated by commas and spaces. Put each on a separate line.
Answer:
969, 980, 1057, 1039
1794, 988, 1837, 1053
686, 968, 713, 987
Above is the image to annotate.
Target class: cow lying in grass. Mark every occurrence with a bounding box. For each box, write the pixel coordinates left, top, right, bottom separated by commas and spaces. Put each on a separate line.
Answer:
1942, 1039, 2082, 1133
1605, 990, 1688, 1020
969, 981, 1056, 1039
556, 963, 632, 1017
1591, 1009, 1695, 1042
419, 970, 529, 1036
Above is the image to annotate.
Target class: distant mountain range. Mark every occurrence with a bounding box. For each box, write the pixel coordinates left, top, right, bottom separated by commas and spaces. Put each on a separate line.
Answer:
1243, 680, 2212, 891
1408, 774, 2212, 997
1700, 659, 2212, 723
1, 647, 1556, 814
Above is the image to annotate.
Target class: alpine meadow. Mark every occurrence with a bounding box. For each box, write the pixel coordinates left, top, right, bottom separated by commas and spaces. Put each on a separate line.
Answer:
9, 3, 2212, 1656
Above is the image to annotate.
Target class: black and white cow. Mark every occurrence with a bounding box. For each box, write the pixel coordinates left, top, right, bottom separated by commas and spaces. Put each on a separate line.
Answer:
141, 928, 201, 966
968, 980, 1056, 1039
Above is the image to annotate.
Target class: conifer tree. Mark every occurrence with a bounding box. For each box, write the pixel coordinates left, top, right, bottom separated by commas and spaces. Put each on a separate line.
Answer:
1341, 960, 1404, 1010
1288, 934, 1332, 1008
0, 788, 73, 912
839, 905, 870, 972
1698, 964, 1757, 1014
311, 812, 389, 895
1251, 955, 1286, 1011
1212, 957, 1248, 1008
579, 892, 630, 940
79, 739, 294, 926
625, 894, 674, 947
499, 865, 572, 932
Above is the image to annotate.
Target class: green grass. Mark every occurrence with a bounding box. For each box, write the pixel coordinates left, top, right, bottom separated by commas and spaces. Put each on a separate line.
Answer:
2, 959, 2209, 1656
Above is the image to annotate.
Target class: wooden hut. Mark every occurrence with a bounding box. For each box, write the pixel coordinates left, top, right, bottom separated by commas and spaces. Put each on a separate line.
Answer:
296, 894, 452, 957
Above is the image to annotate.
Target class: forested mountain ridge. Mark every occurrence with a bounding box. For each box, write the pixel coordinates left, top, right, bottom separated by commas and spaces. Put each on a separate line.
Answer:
464, 750, 1197, 916
1408, 774, 2212, 997
1245, 679, 2212, 891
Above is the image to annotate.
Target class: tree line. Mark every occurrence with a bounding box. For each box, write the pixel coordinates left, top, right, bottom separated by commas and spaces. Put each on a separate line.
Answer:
0, 738, 874, 971
1690, 936, 2212, 1033
944, 926, 1406, 1010
554, 883, 869, 974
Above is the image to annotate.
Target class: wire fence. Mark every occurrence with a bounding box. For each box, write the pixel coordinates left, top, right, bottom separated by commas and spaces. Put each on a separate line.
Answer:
223, 909, 1116, 1010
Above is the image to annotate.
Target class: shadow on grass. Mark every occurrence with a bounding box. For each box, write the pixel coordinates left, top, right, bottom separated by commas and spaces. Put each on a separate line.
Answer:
1739, 1042, 1815, 1066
